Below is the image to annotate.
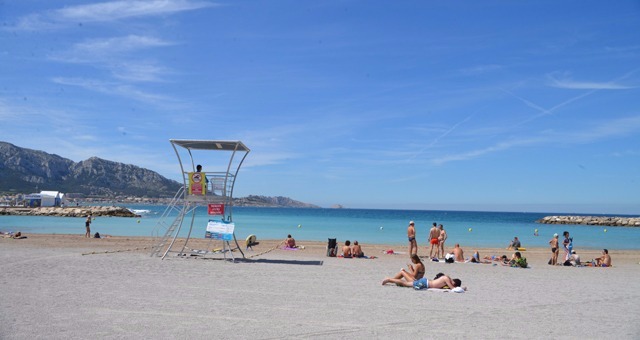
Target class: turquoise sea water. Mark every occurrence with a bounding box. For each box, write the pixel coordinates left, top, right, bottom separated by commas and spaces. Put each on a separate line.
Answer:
1, 205, 639, 250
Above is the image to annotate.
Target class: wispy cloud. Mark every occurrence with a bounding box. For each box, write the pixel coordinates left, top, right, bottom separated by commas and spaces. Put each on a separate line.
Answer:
547, 72, 636, 90
49, 35, 174, 82
432, 115, 640, 165
10, 0, 216, 31
51, 77, 176, 105
57, 35, 175, 61
458, 64, 503, 76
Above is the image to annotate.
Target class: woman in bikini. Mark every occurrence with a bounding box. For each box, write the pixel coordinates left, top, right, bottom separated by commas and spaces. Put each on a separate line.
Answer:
382, 254, 425, 288
549, 233, 559, 265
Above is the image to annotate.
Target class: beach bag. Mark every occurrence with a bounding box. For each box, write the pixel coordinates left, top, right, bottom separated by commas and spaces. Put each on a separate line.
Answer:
94, 232, 101, 239
444, 253, 454, 263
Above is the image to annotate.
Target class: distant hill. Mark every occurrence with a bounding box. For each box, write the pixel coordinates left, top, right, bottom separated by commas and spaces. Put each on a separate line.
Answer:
0, 141, 319, 207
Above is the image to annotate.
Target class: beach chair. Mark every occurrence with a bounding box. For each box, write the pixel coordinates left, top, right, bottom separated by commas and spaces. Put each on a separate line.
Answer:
326, 238, 338, 257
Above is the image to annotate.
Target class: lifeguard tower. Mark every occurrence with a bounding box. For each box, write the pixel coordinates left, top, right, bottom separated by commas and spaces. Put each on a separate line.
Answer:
150, 139, 250, 260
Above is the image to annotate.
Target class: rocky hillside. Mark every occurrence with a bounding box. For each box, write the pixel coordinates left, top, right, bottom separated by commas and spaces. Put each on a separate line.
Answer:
0, 141, 180, 197
0, 141, 319, 207
235, 195, 319, 208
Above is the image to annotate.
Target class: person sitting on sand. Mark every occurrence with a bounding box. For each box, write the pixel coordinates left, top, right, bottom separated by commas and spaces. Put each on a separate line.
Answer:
503, 251, 527, 268
381, 254, 425, 288
342, 240, 353, 258
11, 231, 26, 239
452, 243, 465, 262
569, 250, 581, 266
284, 234, 297, 248
507, 236, 521, 250
351, 240, 364, 258
595, 249, 612, 267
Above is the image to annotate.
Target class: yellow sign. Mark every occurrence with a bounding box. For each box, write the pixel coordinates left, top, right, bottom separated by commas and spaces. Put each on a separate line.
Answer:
188, 172, 206, 195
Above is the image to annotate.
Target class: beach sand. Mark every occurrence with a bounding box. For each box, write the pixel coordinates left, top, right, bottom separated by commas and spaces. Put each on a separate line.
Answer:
2, 234, 639, 339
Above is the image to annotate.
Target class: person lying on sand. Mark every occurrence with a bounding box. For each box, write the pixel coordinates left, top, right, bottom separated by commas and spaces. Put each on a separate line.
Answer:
383, 271, 465, 291
469, 250, 491, 264
483, 254, 509, 264
381, 254, 425, 288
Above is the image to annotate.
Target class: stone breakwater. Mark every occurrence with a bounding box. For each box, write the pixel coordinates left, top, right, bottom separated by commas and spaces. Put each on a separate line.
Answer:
537, 216, 640, 227
0, 206, 139, 218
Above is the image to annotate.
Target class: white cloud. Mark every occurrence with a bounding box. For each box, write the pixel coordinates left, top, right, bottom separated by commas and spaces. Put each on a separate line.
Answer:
547, 73, 635, 90
432, 115, 640, 165
11, 0, 216, 31
51, 77, 175, 105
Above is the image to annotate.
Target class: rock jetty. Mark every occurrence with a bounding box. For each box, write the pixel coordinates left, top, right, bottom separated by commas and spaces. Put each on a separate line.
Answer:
0, 206, 139, 217
537, 215, 640, 227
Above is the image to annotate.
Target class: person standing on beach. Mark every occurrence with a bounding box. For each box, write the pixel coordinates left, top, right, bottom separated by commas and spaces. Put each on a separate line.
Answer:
562, 231, 573, 261
428, 222, 440, 259
85, 215, 92, 238
407, 221, 417, 257
438, 224, 447, 259
549, 233, 559, 265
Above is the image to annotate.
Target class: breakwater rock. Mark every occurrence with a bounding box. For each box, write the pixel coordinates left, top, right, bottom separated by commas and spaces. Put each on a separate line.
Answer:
537, 215, 640, 227
0, 206, 139, 217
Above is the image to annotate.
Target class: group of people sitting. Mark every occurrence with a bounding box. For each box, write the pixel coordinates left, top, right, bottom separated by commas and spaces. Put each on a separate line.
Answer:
563, 249, 611, 267
382, 254, 465, 290
341, 240, 365, 258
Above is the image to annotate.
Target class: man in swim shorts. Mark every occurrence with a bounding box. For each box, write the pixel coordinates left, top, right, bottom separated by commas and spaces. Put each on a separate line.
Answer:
596, 249, 612, 267
428, 222, 440, 259
407, 221, 417, 257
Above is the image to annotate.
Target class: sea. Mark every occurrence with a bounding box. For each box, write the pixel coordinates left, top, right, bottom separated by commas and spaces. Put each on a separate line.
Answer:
2, 205, 639, 250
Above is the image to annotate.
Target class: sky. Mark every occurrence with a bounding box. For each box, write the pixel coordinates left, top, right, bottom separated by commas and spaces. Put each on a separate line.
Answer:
1, 1, 639, 214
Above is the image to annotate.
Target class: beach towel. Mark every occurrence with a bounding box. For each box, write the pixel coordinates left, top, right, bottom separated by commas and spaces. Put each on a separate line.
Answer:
425, 287, 465, 293
282, 246, 300, 251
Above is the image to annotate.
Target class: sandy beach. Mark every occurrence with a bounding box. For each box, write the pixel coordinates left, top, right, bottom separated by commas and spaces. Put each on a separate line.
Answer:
2, 234, 639, 339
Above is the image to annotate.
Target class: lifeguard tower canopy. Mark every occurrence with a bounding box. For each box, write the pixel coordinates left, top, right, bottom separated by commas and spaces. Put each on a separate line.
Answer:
170, 139, 250, 205
170, 140, 250, 152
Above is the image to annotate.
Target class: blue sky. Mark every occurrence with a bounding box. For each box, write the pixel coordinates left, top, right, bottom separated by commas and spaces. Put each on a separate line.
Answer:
1, 1, 639, 214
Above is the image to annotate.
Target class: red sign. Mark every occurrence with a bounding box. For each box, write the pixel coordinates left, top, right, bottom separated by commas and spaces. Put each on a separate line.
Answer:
208, 204, 225, 216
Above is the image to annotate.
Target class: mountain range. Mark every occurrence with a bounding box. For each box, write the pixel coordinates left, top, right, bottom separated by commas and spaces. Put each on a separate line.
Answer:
0, 141, 318, 208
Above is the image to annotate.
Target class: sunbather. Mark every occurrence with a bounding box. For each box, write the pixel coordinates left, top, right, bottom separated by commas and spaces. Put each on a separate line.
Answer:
381, 254, 425, 287
595, 249, 612, 267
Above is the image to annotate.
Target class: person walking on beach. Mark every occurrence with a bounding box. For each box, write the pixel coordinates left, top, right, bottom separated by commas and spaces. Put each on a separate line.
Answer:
549, 233, 559, 265
428, 222, 440, 259
84, 215, 92, 238
438, 224, 447, 259
407, 221, 417, 257
562, 231, 573, 261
